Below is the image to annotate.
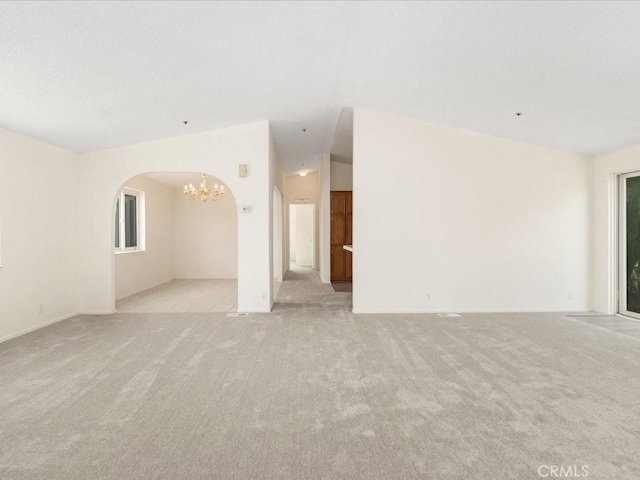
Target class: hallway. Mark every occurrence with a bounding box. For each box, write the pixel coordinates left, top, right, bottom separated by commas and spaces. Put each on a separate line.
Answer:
274, 265, 352, 310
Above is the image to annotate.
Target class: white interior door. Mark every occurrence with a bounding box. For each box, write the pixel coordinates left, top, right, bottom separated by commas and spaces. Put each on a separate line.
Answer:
289, 205, 297, 263
294, 204, 314, 268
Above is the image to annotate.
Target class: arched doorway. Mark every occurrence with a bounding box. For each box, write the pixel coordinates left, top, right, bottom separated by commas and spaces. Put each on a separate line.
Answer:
112, 172, 238, 313
77, 124, 273, 315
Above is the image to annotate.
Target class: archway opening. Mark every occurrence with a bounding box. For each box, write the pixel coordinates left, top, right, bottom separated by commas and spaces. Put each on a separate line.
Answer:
113, 172, 238, 313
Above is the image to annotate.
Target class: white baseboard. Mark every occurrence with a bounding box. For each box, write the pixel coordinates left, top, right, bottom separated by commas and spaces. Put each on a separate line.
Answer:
0, 312, 79, 344
173, 277, 238, 280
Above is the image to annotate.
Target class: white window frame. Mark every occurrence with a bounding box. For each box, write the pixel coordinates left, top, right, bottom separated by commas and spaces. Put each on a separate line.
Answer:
114, 188, 145, 254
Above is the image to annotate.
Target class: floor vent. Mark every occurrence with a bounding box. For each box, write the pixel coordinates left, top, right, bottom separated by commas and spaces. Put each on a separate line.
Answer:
566, 314, 607, 318
437, 313, 461, 318
226, 312, 249, 317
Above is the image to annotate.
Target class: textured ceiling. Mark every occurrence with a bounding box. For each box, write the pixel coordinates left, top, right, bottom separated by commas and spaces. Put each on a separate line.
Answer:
2, 2, 640, 173
142, 172, 226, 190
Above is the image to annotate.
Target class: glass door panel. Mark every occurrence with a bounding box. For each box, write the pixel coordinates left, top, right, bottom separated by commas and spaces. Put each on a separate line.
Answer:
620, 172, 640, 318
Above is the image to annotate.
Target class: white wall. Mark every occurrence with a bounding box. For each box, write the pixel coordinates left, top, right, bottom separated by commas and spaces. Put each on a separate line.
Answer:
591, 145, 640, 314
174, 181, 238, 279
353, 108, 592, 313
0, 127, 78, 342
330, 160, 353, 191
77, 121, 272, 313
319, 153, 331, 283
115, 176, 175, 300
285, 172, 320, 270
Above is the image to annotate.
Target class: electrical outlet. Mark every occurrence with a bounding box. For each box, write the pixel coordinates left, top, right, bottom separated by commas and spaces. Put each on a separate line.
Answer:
568, 292, 574, 300
38, 304, 44, 314
262, 292, 267, 300
427, 293, 431, 300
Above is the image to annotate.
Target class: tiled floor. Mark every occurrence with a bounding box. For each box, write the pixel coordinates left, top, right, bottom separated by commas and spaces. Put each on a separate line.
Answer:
566, 313, 640, 339
116, 279, 237, 313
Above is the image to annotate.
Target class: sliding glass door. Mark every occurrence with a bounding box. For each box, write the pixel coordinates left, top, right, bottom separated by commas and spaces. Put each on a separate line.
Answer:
620, 172, 640, 318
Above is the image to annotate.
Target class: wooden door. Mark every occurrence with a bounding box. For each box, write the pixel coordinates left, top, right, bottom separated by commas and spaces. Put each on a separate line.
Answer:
331, 191, 353, 282
346, 191, 352, 281
331, 245, 347, 280
346, 192, 352, 246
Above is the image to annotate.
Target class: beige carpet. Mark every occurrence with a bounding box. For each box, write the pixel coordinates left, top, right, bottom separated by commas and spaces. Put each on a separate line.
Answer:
1, 267, 639, 479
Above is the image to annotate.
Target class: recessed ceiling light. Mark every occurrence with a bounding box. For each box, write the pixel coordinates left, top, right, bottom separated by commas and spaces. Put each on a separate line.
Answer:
299, 171, 307, 177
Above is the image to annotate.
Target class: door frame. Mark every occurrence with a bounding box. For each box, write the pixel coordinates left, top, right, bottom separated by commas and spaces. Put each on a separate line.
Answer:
330, 190, 352, 282
273, 187, 284, 282
289, 203, 316, 269
618, 171, 640, 319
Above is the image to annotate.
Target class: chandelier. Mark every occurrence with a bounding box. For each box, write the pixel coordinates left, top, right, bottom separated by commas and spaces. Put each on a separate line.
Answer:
183, 174, 224, 202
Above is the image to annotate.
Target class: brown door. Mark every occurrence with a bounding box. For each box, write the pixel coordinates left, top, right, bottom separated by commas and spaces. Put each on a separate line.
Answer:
331, 191, 353, 282
346, 193, 352, 246
331, 245, 347, 280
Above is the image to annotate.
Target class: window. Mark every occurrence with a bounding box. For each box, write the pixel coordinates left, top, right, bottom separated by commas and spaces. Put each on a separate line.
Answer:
115, 189, 144, 253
